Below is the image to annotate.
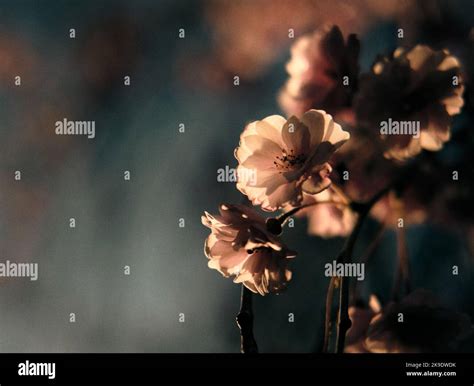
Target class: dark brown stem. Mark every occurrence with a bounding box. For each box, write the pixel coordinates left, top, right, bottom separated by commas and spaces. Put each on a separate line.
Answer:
236, 285, 258, 353
323, 276, 337, 352
351, 220, 387, 303
331, 185, 392, 353
392, 209, 412, 301
337, 273, 352, 353
334, 210, 366, 353
277, 200, 348, 226
359, 221, 387, 266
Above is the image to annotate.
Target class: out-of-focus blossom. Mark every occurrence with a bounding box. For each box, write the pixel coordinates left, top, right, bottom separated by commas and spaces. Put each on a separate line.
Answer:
355, 45, 464, 160
201, 204, 296, 295
0, 33, 37, 84
199, 0, 414, 83
346, 290, 473, 353
293, 188, 357, 238
366, 290, 473, 353
204, 0, 318, 80
370, 190, 427, 227
235, 110, 350, 211
326, 134, 399, 224
278, 25, 360, 118
345, 295, 381, 353
329, 132, 393, 199
330, 130, 459, 228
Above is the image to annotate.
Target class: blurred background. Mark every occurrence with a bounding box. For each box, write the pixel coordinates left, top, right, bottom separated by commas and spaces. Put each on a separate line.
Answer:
0, 0, 473, 352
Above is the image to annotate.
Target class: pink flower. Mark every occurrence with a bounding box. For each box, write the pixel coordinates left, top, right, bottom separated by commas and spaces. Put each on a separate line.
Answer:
370, 190, 427, 228
278, 25, 360, 117
366, 290, 473, 353
235, 109, 350, 211
344, 290, 473, 353
345, 295, 382, 353
296, 189, 357, 238
201, 204, 296, 295
355, 45, 464, 160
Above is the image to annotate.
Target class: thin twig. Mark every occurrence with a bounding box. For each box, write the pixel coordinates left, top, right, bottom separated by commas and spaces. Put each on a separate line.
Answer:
236, 285, 258, 353
392, 200, 412, 301
323, 276, 337, 352
330, 185, 392, 353
334, 210, 366, 353
359, 221, 387, 266
351, 220, 387, 303
277, 200, 348, 226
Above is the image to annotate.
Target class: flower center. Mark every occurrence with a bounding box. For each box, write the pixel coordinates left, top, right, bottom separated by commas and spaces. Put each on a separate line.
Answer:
273, 149, 306, 172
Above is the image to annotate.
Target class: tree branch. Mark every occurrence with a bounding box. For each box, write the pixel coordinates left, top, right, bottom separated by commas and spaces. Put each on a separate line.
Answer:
327, 185, 391, 353
236, 285, 258, 353
323, 276, 337, 352
277, 200, 348, 226
351, 220, 387, 303
392, 200, 412, 301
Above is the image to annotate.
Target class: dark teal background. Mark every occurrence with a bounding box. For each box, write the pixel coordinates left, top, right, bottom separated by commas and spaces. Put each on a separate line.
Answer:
0, 0, 472, 352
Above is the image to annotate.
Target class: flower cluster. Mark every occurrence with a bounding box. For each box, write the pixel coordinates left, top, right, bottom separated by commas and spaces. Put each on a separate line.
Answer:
203, 110, 349, 294
278, 25, 465, 235
202, 23, 466, 297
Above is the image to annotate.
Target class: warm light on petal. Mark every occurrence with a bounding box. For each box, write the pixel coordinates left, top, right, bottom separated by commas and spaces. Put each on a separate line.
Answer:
355, 44, 464, 161
202, 204, 295, 295
235, 110, 350, 211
